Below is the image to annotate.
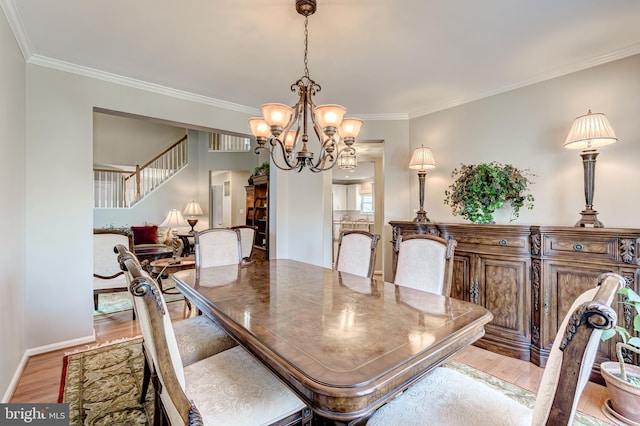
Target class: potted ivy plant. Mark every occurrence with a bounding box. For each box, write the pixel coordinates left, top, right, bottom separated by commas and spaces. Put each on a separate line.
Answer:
600, 286, 640, 423
444, 162, 535, 224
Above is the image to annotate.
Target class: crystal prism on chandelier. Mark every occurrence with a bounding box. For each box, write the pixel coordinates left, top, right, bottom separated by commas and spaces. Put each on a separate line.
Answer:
248, 0, 363, 173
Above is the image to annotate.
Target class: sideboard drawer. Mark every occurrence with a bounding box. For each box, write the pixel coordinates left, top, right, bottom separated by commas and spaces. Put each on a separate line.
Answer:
542, 234, 617, 262
454, 234, 528, 251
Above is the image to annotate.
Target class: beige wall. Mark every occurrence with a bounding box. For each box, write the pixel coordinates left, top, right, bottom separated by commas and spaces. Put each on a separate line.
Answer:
0, 7, 26, 400
25, 64, 255, 352
93, 112, 187, 167
3, 11, 640, 401
409, 54, 640, 229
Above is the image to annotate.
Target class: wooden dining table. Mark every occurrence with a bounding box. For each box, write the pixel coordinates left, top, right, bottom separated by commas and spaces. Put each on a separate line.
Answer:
172, 259, 492, 424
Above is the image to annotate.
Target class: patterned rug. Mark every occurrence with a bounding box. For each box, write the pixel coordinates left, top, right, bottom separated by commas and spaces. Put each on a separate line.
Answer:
58, 340, 608, 426
59, 338, 154, 425
94, 289, 183, 316
443, 361, 609, 426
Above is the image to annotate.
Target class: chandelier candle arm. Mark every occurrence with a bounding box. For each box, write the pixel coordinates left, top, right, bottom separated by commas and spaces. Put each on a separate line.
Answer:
248, 0, 363, 173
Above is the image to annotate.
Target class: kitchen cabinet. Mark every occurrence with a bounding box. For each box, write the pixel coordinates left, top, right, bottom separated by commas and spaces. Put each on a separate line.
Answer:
332, 184, 347, 211
332, 184, 361, 211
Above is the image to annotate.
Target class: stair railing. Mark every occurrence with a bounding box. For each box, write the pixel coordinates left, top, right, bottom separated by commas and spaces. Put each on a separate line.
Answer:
94, 135, 188, 208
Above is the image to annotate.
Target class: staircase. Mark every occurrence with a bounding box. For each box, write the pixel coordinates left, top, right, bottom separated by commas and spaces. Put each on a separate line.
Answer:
94, 135, 187, 208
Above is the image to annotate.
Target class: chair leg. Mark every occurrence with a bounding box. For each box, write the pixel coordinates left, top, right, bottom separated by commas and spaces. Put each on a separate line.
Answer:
93, 293, 99, 310
140, 355, 151, 404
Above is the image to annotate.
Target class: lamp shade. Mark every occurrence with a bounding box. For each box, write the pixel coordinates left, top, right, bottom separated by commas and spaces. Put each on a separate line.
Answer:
261, 103, 293, 128
339, 118, 364, 139
314, 104, 347, 128
160, 209, 188, 228
183, 201, 203, 216
248, 118, 271, 138
564, 110, 617, 150
409, 145, 436, 170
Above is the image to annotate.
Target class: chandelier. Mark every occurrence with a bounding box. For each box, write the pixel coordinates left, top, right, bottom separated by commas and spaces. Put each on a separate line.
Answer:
338, 151, 357, 170
248, 0, 363, 173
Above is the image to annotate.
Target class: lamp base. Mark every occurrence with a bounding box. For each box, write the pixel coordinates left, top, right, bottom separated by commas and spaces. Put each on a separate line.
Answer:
413, 210, 431, 224
575, 208, 604, 228
187, 218, 198, 234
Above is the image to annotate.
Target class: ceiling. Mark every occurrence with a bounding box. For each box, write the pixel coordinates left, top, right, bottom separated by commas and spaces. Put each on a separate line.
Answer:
4, 0, 640, 120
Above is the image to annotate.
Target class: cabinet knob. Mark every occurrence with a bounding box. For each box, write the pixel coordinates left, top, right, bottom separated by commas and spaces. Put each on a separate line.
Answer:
573, 243, 583, 251
499, 239, 508, 246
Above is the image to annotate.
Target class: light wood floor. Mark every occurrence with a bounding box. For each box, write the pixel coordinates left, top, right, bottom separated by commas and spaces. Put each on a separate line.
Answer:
10, 299, 613, 424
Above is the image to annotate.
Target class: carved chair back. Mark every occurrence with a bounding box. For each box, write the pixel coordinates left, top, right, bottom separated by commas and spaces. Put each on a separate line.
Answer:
393, 234, 457, 296
194, 228, 242, 269
230, 225, 257, 260
335, 230, 381, 278
93, 229, 133, 310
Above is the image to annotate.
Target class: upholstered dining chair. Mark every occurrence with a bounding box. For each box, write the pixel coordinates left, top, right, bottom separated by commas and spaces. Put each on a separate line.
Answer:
126, 258, 312, 426
367, 273, 623, 426
93, 229, 133, 312
116, 245, 237, 405
230, 225, 257, 261
334, 230, 381, 278
393, 234, 457, 296
194, 228, 242, 269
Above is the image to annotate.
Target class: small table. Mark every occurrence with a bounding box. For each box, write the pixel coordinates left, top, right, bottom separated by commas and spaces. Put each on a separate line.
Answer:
134, 246, 174, 263
149, 257, 195, 293
176, 233, 196, 256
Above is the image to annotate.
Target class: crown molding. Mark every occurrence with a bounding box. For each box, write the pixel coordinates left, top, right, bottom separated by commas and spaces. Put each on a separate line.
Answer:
409, 42, 640, 119
356, 113, 409, 121
0, 0, 32, 60
28, 54, 261, 115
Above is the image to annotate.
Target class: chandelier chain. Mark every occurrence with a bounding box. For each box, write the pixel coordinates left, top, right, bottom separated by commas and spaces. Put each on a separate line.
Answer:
303, 16, 309, 78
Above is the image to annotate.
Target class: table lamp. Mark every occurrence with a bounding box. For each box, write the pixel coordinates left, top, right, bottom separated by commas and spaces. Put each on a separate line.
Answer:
409, 145, 436, 223
183, 201, 204, 234
563, 110, 617, 228
160, 209, 189, 258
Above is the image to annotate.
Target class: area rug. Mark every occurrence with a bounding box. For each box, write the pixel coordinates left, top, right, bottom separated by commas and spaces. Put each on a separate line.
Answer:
58, 339, 608, 426
443, 361, 609, 426
59, 337, 154, 425
94, 288, 184, 316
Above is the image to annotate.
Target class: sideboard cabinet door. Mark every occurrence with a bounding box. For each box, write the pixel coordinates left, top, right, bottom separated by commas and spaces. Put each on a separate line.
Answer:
439, 224, 532, 361
531, 226, 640, 383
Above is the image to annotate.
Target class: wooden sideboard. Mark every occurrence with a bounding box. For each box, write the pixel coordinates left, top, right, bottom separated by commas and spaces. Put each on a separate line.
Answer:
390, 221, 640, 381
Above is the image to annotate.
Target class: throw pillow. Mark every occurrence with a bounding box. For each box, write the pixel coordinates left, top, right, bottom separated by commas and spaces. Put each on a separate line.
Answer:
131, 225, 158, 244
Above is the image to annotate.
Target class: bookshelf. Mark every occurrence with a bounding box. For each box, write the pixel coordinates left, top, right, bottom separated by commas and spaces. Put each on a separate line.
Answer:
245, 174, 269, 260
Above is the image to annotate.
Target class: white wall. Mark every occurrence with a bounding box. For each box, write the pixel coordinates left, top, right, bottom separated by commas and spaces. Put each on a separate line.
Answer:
409, 54, 640, 229
0, 7, 26, 400
93, 112, 186, 166
25, 64, 254, 350
93, 127, 202, 232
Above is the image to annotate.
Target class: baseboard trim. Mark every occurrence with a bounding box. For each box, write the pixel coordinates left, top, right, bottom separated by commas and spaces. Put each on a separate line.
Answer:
2, 332, 96, 403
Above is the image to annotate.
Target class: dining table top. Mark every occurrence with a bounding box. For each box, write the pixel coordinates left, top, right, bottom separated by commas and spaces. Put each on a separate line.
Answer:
172, 259, 492, 423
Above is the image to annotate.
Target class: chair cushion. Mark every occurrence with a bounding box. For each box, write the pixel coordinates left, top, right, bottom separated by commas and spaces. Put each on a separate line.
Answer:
131, 225, 158, 244
368, 367, 532, 426
395, 239, 446, 293
336, 233, 374, 278
173, 315, 237, 366
179, 346, 306, 426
